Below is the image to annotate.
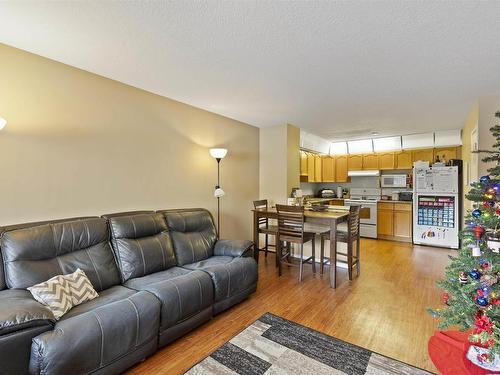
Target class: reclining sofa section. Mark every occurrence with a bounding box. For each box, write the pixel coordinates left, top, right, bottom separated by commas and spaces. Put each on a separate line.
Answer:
0, 208, 257, 375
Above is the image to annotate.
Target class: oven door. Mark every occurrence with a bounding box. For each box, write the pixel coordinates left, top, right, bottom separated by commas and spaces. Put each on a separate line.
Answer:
345, 200, 378, 238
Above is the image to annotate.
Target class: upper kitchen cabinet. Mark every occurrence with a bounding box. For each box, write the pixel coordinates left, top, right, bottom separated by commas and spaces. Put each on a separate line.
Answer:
307, 153, 317, 182
314, 155, 322, 182
321, 156, 336, 182
336, 155, 349, 182
300, 150, 308, 177
378, 152, 395, 170
395, 151, 413, 169
348, 154, 363, 170
362, 154, 379, 170
433, 147, 458, 164
411, 148, 434, 164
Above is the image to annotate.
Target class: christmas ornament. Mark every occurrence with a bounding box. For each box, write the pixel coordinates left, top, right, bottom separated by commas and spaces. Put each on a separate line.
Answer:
459, 272, 469, 284
493, 183, 500, 193
472, 246, 482, 257
487, 234, 500, 253
472, 209, 482, 218
482, 286, 492, 297
477, 296, 489, 307
474, 226, 485, 239
470, 269, 481, 280
442, 293, 449, 305
480, 176, 491, 183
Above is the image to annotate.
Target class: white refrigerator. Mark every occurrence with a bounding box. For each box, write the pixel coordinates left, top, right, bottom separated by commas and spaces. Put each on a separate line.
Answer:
413, 166, 460, 249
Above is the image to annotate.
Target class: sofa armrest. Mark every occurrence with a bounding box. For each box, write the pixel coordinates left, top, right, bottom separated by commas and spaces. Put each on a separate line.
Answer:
0, 289, 55, 336
214, 240, 254, 258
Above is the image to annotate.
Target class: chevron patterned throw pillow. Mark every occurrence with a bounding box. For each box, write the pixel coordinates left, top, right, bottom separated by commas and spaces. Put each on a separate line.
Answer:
28, 269, 98, 320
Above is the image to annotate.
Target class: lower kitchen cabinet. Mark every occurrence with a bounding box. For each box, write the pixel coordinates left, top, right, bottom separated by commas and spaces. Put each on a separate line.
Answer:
377, 202, 413, 243
377, 203, 394, 236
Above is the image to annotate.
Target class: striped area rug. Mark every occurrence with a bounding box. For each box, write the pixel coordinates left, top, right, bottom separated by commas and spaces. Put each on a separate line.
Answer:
186, 313, 432, 375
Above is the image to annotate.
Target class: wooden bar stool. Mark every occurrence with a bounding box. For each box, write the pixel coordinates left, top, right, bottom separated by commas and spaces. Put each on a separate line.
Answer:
320, 205, 361, 280
253, 199, 278, 264
276, 204, 316, 282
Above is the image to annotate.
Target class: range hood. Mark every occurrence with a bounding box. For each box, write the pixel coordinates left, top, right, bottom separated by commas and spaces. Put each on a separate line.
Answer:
347, 170, 380, 177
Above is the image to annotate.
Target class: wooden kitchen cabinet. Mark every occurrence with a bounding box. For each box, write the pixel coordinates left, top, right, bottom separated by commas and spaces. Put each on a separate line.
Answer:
307, 153, 316, 182
300, 151, 308, 176
393, 203, 412, 239
362, 154, 379, 170
412, 148, 434, 164
377, 202, 413, 242
321, 156, 336, 182
378, 152, 395, 170
314, 155, 322, 182
395, 151, 413, 169
335, 155, 348, 182
348, 154, 363, 170
433, 147, 457, 164
377, 203, 394, 236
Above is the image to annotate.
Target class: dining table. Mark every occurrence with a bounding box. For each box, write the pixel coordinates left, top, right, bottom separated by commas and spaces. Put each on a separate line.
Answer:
252, 206, 350, 289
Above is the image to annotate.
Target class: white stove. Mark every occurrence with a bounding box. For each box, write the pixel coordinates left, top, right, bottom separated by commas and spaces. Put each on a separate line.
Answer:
345, 188, 381, 238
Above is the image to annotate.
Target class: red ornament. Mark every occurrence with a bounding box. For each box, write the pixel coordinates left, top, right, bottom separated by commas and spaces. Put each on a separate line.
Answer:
491, 298, 500, 305
442, 293, 449, 305
496, 208, 500, 215
474, 311, 494, 334
474, 226, 484, 239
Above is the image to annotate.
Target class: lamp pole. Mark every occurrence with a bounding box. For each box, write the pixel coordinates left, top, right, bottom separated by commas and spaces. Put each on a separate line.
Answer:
215, 157, 221, 239
209, 148, 227, 239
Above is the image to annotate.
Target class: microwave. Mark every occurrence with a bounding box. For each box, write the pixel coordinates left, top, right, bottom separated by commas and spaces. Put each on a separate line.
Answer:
381, 174, 407, 188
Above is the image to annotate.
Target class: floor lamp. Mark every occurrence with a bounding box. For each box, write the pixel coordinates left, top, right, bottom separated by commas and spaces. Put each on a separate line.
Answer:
209, 148, 227, 238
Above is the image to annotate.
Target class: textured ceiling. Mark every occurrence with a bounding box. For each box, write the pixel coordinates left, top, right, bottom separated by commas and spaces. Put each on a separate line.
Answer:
1, 1, 500, 140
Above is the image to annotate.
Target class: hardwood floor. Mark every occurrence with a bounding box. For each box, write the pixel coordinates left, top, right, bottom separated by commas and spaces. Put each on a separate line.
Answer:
126, 238, 453, 374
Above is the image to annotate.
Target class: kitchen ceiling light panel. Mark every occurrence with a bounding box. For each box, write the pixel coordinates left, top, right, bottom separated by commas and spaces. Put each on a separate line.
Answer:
330, 141, 348, 155
373, 136, 402, 152
434, 129, 462, 146
402, 133, 434, 149
347, 139, 373, 154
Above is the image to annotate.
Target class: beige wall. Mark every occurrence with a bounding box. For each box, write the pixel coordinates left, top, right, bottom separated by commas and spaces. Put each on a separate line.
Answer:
478, 95, 500, 177
461, 101, 479, 212
259, 123, 300, 204
286, 124, 300, 195
259, 125, 288, 205
0, 44, 259, 239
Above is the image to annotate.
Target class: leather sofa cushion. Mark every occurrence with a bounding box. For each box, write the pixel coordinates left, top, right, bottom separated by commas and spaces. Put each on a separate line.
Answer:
214, 239, 254, 257
0, 289, 55, 336
125, 268, 213, 331
161, 209, 217, 266
183, 256, 258, 302
62, 285, 136, 319
0, 216, 97, 291
1, 218, 120, 291
108, 213, 177, 282
30, 290, 160, 375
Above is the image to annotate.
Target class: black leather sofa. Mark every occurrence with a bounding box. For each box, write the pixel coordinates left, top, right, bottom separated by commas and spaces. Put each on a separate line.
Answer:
0, 208, 256, 375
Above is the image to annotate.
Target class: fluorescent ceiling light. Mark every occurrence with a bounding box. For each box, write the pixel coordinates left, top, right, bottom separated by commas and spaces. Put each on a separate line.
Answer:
347, 139, 373, 154
330, 141, 348, 155
434, 129, 462, 147
348, 170, 380, 177
402, 133, 434, 149
373, 136, 402, 152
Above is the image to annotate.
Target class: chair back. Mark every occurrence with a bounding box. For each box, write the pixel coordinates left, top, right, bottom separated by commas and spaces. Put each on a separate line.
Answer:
253, 199, 269, 228
348, 205, 361, 238
276, 204, 305, 243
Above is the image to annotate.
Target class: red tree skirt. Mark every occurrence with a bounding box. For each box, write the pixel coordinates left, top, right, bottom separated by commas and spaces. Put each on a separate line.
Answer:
428, 331, 500, 375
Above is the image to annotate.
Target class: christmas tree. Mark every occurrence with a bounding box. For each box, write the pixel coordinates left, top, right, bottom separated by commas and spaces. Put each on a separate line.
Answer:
430, 111, 500, 361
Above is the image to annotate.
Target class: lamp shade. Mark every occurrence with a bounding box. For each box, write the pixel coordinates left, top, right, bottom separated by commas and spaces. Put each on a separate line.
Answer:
214, 188, 226, 198
0, 118, 6, 130
209, 148, 228, 159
